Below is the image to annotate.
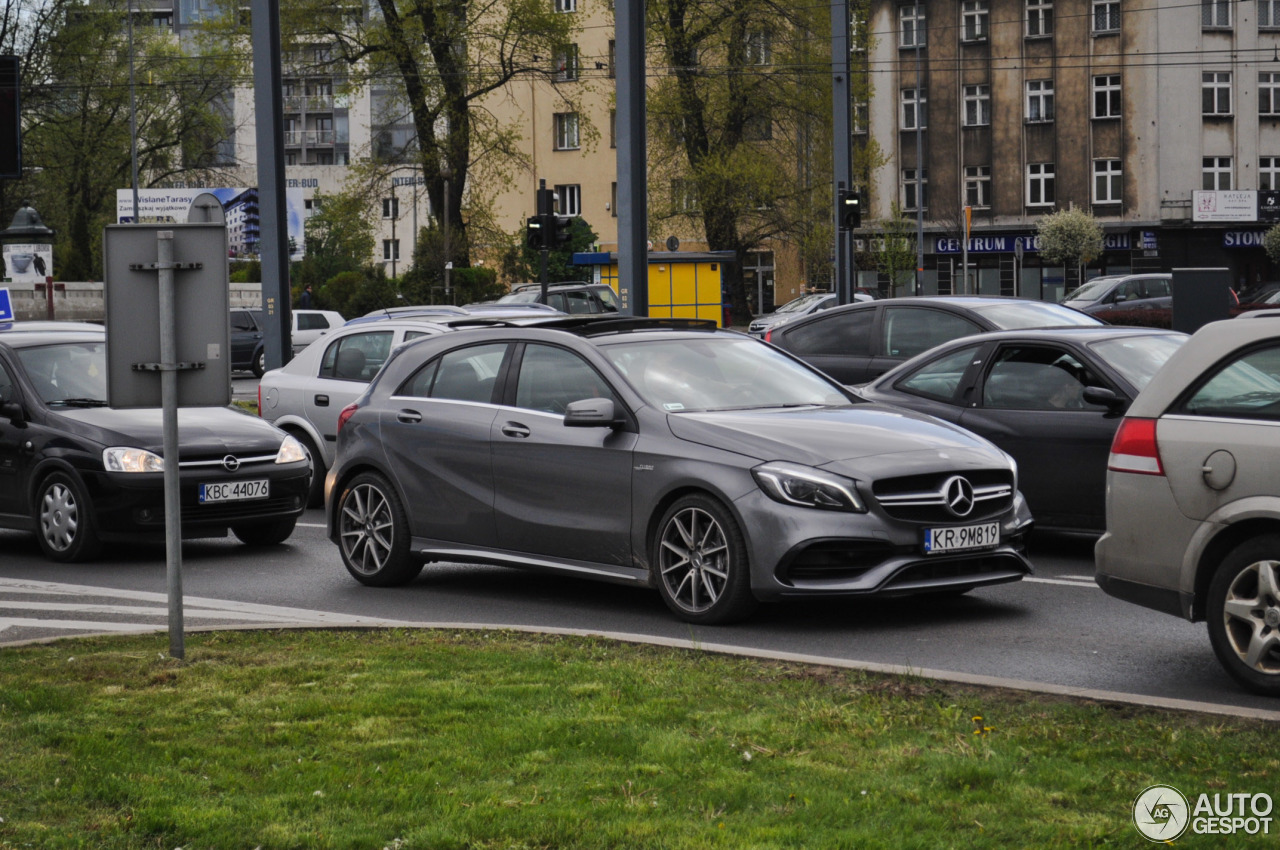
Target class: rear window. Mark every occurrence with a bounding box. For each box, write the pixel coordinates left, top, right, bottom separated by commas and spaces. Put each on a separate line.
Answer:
969, 301, 1102, 329
1180, 344, 1280, 420
1089, 334, 1186, 391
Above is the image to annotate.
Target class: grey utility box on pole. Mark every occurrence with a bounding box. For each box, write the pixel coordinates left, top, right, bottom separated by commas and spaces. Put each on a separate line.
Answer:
103, 223, 230, 409
1171, 267, 1232, 335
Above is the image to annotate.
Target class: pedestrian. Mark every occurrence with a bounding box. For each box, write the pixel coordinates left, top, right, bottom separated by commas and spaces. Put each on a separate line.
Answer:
299, 283, 313, 309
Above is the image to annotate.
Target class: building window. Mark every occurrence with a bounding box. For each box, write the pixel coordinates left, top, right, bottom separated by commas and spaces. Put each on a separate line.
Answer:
1203, 156, 1233, 189
900, 4, 926, 48
554, 184, 581, 216
554, 112, 580, 149
383, 239, 400, 261
672, 178, 699, 212
381, 197, 399, 219
962, 0, 989, 41
554, 0, 576, 12
903, 168, 929, 212
609, 109, 616, 148
608, 40, 616, 78
1027, 0, 1054, 37
1262, 157, 1280, 190
853, 100, 869, 134
745, 31, 772, 65
553, 44, 579, 82
743, 110, 773, 141
1093, 74, 1121, 118
1093, 160, 1122, 204
1026, 80, 1055, 122
1202, 0, 1230, 28
1027, 163, 1056, 206
1203, 72, 1232, 115
1092, 0, 1120, 33
1262, 0, 1280, 29
964, 165, 991, 208
901, 88, 927, 130
963, 84, 991, 126
611, 182, 617, 217
1262, 73, 1280, 116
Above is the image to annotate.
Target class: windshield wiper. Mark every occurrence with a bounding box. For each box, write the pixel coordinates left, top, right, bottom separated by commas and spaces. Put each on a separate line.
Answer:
49, 398, 110, 407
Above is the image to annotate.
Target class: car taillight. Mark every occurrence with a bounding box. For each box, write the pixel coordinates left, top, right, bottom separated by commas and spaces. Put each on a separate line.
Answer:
1108, 417, 1164, 476
257, 385, 262, 417
764, 328, 773, 343
337, 402, 360, 434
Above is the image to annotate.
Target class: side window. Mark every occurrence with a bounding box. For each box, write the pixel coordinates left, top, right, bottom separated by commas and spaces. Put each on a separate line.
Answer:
424, 343, 507, 403
230, 311, 257, 332
403, 330, 433, 342
318, 331, 394, 381
514, 344, 618, 414
1116, 281, 1141, 301
563, 290, 598, 314
595, 287, 620, 312
0, 361, 14, 404
298, 313, 328, 331
882, 308, 981, 359
1181, 344, 1280, 420
1146, 278, 1171, 298
781, 308, 874, 356
547, 293, 567, 312
895, 344, 982, 403
982, 346, 1102, 410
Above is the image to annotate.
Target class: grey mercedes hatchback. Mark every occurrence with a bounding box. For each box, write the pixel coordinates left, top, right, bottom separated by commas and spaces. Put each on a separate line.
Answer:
327, 318, 1033, 624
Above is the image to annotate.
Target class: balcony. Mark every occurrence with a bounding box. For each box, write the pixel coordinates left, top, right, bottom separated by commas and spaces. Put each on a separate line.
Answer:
283, 94, 335, 113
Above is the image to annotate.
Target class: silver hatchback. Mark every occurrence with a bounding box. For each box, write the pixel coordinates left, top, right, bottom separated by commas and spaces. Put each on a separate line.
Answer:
1096, 316, 1280, 695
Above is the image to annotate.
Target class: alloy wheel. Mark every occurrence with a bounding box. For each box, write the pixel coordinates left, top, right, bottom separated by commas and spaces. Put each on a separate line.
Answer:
339, 482, 395, 576
658, 506, 730, 614
1220, 559, 1280, 676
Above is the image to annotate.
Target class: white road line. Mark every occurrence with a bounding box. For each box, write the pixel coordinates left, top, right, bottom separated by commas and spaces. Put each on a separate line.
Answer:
0, 601, 321, 621
0, 618, 168, 633
297, 522, 326, 528
1025, 576, 1097, 587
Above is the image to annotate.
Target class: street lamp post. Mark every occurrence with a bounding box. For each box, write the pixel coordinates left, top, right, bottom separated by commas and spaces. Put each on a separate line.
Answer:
390, 184, 398, 279
441, 169, 451, 299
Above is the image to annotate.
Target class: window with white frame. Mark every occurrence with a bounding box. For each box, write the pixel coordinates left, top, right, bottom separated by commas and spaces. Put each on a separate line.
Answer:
1093, 160, 1122, 204
672, 178, 699, 212
554, 184, 581, 216
1203, 157, 1233, 189
745, 31, 772, 65
1262, 157, 1280, 190
900, 4, 926, 48
965, 165, 991, 208
1093, 0, 1120, 33
554, 0, 576, 12
554, 112, 580, 149
1202, 0, 1230, 28
1093, 74, 1121, 118
1203, 72, 1232, 115
962, 0, 989, 40
901, 88, 927, 130
1026, 80, 1055, 122
382, 239, 400, 261
963, 85, 991, 126
553, 44, 579, 82
1026, 163, 1055, 206
1262, 0, 1280, 28
903, 168, 929, 211
853, 99, 869, 134
1262, 73, 1280, 116
381, 197, 399, 219
1027, 0, 1054, 37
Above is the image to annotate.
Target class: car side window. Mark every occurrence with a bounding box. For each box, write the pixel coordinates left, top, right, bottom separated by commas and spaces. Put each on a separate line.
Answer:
230, 311, 257, 332
1180, 344, 1280, 420
547, 294, 567, 312
596, 287, 620, 312
882, 308, 982, 359
563, 291, 598, 314
982, 346, 1102, 410
781, 308, 874, 356
0, 361, 14, 404
514, 344, 618, 414
1147, 279, 1171, 298
298, 313, 328, 331
319, 331, 393, 382
895, 344, 982, 403
408, 343, 507, 403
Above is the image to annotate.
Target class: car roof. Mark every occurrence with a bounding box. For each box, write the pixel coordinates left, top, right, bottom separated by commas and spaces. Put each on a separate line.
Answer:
511, 281, 594, 291
0, 320, 104, 334
914, 325, 1184, 347
1126, 317, 1280, 415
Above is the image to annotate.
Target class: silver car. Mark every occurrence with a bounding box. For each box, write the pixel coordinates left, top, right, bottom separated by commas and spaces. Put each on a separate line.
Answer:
326, 317, 1034, 625
747, 292, 871, 338
1096, 317, 1280, 695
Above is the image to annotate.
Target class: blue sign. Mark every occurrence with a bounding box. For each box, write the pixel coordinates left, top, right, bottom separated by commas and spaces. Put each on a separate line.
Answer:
1223, 231, 1267, 248
0, 287, 12, 322
936, 232, 1133, 254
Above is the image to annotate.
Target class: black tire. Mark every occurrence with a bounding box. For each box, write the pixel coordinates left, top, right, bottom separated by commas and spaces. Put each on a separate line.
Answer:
34, 471, 102, 563
1207, 535, 1280, 696
652, 494, 757, 624
336, 471, 421, 586
294, 432, 326, 509
232, 517, 297, 546
252, 348, 266, 378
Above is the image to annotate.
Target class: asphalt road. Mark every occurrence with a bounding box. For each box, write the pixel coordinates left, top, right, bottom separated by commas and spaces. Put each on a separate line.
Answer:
2, 507, 1277, 718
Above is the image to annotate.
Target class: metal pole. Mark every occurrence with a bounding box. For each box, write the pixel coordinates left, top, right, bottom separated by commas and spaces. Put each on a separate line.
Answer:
831, 0, 851, 305
914, 21, 924, 296
128, 5, 139, 223
443, 174, 450, 297
157, 230, 184, 660
616, 0, 648, 316
390, 186, 397, 279
251, 0, 291, 370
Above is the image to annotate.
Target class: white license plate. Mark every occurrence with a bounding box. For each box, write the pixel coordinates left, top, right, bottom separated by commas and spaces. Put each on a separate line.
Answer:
199, 479, 269, 503
923, 522, 1000, 555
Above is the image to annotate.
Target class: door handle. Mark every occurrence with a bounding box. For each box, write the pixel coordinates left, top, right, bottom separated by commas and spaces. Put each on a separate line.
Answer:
314, 394, 329, 407
501, 422, 531, 439
397, 409, 422, 424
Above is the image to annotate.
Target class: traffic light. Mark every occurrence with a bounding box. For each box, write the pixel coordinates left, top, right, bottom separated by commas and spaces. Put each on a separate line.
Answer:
838, 190, 861, 231
551, 214, 573, 246
526, 215, 545, 249
0, 55, 19, 180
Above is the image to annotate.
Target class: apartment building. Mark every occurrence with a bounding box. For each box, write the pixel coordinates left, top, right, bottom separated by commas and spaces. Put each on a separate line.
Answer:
863, 0, 1280, 299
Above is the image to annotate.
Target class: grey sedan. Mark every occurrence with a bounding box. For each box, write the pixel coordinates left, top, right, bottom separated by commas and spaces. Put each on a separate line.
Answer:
326, 318, 1034, 624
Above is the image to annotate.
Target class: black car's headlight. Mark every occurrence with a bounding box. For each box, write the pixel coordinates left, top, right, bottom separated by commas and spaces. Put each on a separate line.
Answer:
103, 447, 165, 473
752, 461, 866, 513
275, 435, 308, 464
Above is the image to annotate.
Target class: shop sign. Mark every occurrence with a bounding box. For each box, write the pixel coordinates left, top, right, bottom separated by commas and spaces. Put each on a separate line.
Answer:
935, 234, 1039, 254
1223, 231, 1267, 248
1261, 191, 1280, 223
1194, 190, 1257, 222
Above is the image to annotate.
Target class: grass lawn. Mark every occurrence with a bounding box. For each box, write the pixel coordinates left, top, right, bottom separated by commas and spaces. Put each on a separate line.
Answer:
0, 629, 1274, 848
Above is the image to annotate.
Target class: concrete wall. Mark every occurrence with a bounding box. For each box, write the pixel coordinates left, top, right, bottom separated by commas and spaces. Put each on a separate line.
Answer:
5, 283, 264, 322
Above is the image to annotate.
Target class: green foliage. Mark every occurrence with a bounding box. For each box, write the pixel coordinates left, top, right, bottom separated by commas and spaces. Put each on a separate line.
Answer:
1036, 208, 1105, 270
322, 268, 398, 318
295, 188, 377, 289
1264, 224, 1280, 266
502, 216, 599, 286
873, 204, 919, 296
229, 259, 262, 283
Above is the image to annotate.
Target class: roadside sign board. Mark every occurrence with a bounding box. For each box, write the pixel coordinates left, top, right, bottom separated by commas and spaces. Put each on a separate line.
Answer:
0, 287, 12, 321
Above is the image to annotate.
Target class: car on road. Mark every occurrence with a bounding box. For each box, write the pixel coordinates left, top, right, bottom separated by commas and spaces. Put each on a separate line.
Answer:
857, 327, 1187, 532
291, 309, 346, 355
764, 296, 1102, 385
497, 281, 620, 314
747, 292, 871, 338
1061, 273, 1173, 320
325, 317, 1034, 624
0, 328, 310, 562
1096, 316, 1280, 695
230, 308, 266, 377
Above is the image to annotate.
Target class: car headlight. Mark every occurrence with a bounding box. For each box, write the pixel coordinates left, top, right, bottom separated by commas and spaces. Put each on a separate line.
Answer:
752, 461, 866, 512
275, 434, 308, 464
103, 447, 164, 473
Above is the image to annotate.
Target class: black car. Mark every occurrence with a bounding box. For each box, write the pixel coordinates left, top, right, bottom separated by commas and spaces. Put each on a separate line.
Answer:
0, 329, 311, 562
230, 308, 266, 377
856, 327, 1187, 532
497, 282, 620, 314
764, 296, 1102, 385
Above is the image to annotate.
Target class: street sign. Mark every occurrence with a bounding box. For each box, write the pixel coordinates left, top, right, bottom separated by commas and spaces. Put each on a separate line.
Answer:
0, 287, 12, 321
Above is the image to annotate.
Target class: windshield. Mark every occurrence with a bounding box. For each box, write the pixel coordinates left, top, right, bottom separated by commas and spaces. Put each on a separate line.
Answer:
970, 301, 1102, 329
1061, 278, 1119, 304
600, 336, 851, 412
17, 341, 108, 405
497, 291, 541, 304
774, 293, 828, 315
1089, 334, 1187, 391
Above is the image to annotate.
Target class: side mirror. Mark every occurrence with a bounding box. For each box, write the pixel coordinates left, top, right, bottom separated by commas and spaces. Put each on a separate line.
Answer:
564, 397, 624, 428
0, 400, 26, 424
1082, 386, 1125, 412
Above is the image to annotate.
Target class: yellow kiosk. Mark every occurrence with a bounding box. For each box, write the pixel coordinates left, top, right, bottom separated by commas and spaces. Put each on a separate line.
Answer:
573, 250, 732, 326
